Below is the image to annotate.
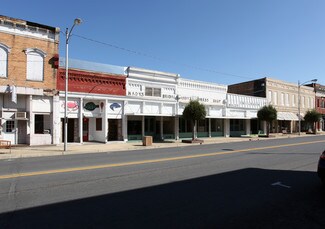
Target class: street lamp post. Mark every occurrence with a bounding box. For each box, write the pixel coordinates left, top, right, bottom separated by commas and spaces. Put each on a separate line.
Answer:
298, 78, 317, 136
64, 18, 82, 152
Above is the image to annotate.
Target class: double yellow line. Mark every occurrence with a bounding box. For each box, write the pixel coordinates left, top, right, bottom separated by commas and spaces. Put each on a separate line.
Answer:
0, 140, 324, 180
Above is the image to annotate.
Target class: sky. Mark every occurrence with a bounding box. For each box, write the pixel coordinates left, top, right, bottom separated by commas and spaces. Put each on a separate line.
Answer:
2, 0, 325, 86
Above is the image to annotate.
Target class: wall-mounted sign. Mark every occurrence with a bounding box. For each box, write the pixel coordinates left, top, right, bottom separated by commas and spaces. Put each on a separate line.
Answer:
84, 102, 99, 111
110, 103, 121, 111
61, 101, 79, 111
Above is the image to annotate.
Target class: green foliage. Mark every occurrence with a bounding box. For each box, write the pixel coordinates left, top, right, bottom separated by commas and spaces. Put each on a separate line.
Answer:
182, 100, 206, 122
304, 109, 321, 124
257, 105, 277, 122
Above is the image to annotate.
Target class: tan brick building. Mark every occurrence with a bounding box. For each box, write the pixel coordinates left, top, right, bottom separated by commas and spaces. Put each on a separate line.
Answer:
228, 77, 315, 134
0, 15, 60, 145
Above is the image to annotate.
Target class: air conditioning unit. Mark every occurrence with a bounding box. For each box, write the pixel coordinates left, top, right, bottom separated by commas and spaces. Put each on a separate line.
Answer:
15, 112, 27, 120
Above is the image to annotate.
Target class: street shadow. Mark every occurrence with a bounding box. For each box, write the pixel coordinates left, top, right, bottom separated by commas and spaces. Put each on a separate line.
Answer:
1, 168, 325, 229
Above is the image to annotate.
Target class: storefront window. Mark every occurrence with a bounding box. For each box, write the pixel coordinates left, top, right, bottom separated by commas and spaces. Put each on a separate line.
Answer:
230, 119, 245, 131
5, 120, 14, 132
128, 120, 142, 135
211, 119, 223, 132
35, 115, 44, 134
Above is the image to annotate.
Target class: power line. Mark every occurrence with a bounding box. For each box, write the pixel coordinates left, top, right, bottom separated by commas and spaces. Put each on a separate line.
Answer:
72, 33, 256, 80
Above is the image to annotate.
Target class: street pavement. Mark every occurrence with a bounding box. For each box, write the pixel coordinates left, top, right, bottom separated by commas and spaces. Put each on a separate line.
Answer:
0, 133, 324, 160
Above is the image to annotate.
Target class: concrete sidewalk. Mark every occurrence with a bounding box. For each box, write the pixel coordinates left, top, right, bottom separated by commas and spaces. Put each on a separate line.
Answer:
0, 133, 322, 160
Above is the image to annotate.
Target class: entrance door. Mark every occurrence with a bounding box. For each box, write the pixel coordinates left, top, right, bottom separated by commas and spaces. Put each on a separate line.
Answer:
68, 119, 75, 142
18, 120, 27, 144
108, 119, 118, 141
83, 118, 89, 141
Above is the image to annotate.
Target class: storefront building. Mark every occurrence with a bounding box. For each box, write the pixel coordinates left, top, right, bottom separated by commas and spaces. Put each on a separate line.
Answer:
124, 67, 179, 141
312, 84, 325, 131
0, 15, 59, 145
228, 77, 315, 134
55, 59, 126, 144
225, 93, 267, 136
177, 78, 227, 138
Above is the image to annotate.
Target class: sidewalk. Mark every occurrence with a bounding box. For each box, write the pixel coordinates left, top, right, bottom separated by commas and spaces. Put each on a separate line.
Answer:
0, 133, 322, 160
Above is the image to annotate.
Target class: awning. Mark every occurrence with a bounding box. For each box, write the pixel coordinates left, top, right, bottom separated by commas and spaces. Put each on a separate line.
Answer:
277, 112, 299, 121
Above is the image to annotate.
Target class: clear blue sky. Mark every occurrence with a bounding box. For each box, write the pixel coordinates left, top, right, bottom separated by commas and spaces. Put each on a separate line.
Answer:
2, 0, 325, 85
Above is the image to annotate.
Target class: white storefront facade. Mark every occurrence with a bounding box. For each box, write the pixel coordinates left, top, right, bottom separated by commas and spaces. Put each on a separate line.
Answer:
177, 79, 227, 138
124, 67, 179, 141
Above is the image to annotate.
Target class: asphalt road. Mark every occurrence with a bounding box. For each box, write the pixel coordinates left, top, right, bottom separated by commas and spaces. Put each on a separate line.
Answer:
0, 135, 325, 228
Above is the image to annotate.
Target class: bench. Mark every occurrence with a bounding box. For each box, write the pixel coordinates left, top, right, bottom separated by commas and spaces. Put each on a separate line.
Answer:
0, 140, 11, 153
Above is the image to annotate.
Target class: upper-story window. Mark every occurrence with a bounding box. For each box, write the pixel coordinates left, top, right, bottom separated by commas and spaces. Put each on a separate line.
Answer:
273, 91, 277, 105
268, 90, 272, 103
285, 93, 289, 106
0, 43, 11, 78
25, 48, 46, 81
292, 94, 295, 106
281, 93, 284, 105
145, 87, 161, 97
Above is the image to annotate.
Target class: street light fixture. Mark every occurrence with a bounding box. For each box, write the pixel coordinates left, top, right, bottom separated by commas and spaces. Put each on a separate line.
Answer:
298, 78, 317, 135
64, 18, 82, 152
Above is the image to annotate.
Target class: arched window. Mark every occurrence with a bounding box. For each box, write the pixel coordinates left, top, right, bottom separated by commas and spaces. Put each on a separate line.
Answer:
0, 43, 11, 78
25, 48, 46, 81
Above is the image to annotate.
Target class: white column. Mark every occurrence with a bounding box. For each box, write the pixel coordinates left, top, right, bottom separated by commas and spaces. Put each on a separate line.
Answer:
52, 95, 61, 145
79, 97, 83, 144
224, 119, 230, 137
122, 114, 128, 141
208, 118, 211, 138
175, 116, 179, 140
27, 95, 34, 145
103, 100, 108, 143
245, 119, 251, 135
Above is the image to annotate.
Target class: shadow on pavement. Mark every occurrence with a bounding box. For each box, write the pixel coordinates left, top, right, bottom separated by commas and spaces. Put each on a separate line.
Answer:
1, 168, 325, 228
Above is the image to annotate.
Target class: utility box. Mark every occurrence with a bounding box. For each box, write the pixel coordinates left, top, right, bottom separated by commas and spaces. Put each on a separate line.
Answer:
143, 136, 152, 146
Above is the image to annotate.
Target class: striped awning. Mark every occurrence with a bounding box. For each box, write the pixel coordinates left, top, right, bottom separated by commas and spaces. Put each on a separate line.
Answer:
277, 112, 299, 121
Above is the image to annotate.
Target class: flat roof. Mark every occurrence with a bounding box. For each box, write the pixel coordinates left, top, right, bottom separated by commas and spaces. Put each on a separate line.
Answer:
60, 58, 126, 76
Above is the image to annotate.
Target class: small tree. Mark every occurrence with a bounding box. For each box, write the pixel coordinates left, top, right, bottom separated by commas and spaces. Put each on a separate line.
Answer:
304, 109, 321, 134
182, 100, 206, 139
257, 105, 277, 137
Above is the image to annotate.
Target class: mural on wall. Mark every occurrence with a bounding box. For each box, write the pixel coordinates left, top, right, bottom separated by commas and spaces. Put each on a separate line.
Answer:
84, 102, 105, 113
110, 103, 121, 111
60, 100, 79, 112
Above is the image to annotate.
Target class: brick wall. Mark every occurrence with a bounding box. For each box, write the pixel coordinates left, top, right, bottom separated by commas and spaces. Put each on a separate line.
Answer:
57, 68, 126, 96
0, 32, 58, 90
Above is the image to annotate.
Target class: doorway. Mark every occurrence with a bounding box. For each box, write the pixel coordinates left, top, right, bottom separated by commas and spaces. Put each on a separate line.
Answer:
108, 119, 118, 141
83, 118, 89, 141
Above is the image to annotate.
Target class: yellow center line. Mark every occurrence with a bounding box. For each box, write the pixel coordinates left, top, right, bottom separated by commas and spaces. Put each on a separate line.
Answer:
0, 139, 324, 180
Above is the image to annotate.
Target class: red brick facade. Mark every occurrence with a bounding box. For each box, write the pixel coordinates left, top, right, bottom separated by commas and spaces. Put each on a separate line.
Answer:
57, 68, 126, 96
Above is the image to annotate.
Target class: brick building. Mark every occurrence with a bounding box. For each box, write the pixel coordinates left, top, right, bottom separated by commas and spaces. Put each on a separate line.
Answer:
228, 77, 315, 134
307, 83, 325, 131
54, 58, 126, 144
0, 15, 59, 145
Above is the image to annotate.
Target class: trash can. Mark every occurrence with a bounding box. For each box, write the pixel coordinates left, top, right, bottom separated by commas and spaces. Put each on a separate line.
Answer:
143, 136, 152, 146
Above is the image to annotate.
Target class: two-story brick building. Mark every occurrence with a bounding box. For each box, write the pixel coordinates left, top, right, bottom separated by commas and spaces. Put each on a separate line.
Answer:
228, 77, 315, 134
0, 15, 60, 145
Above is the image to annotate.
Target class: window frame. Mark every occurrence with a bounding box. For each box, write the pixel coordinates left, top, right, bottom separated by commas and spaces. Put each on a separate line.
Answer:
25, 48, 46, 82
0, 43, 11, 78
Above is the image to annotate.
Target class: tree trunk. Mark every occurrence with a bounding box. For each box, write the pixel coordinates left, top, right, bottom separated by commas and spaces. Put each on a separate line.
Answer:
266, 122, 270, 137
192, 120, 197, 140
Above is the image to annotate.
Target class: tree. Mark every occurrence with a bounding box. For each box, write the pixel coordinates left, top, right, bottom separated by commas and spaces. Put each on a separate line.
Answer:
182, 100, 206, 139
257, 105, 277, 137
304, 109, 321, 134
